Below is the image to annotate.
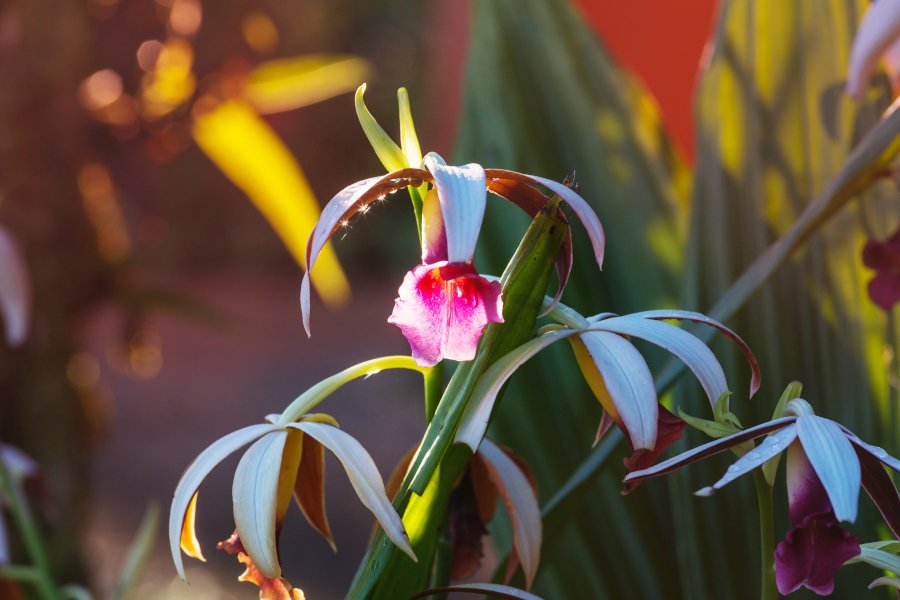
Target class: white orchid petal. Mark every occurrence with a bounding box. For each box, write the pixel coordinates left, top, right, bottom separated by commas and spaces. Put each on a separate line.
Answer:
232, 431, 289, 580
593, 316, 728, 410
477, 439, 542, 589
848, 0, 900, 99
846, 433, 900, 474
287, 422, 415, 561
796, 415, 861, 523
625, 309, 761, 397
169, 423, 279, 580
578, 331, 658, 451
0, 227, 31, 347
410, 583, 545, 600
697, 425, 797, 495
424, 155, 486, 264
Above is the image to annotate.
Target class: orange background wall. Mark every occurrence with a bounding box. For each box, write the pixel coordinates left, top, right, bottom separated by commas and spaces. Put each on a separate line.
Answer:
573, 0, 719, 160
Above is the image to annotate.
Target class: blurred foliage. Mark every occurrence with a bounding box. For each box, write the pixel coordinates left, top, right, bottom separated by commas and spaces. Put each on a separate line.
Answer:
0, 0, 430, 589
677, 1, 896, 597
458, 0, 900, 598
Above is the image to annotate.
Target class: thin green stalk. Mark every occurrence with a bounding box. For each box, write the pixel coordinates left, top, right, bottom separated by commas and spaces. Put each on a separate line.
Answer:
0, 459, 60, 600
753, 471, 777, 600
428, 508, 454, 600
0, 564, 42, 583
424, 363, 444, 423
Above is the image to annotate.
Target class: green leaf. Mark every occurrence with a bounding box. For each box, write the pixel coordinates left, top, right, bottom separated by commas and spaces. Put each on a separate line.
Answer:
355, 84, 408, 172
112, 504, 159, 600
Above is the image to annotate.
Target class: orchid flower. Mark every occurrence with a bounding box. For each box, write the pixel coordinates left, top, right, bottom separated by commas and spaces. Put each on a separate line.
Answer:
0, 226, 31, 347
300, 87, 605, 367
455, 302, 760, 483
169, 356, 426, 583
848, 0, 900, 99
624, 398, 900, 596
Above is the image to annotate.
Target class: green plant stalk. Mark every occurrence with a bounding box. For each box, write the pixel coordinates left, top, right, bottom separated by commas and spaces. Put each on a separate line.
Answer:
424, 364, 444, 423
0, 459, 60, 600
753, 471, 777, 600
347, 199, 568, 598
430, 512, 454, 598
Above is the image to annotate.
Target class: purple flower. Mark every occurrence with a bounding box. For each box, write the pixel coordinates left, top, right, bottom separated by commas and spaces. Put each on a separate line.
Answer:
862, 226, 900, 311
300, 153, 606, 367
624, 399, 900, 596
0, 225, 31, 347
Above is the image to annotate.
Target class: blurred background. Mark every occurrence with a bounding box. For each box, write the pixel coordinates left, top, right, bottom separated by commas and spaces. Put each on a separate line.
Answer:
3, 0, 897, 598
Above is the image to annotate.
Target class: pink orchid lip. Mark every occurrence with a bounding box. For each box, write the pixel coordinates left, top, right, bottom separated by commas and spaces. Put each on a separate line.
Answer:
388, 261, 504, 368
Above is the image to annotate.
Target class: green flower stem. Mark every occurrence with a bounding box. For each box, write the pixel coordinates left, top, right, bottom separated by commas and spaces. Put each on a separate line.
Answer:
347, 199, 567, 599
0, 564, 42, 583
0, 459, 60, 600
424, 363, 444, 423
430, 513, 454, 599
753, 471, 777, 600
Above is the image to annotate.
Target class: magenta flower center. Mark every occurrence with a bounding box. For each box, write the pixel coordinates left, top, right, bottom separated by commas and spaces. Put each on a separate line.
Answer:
388, 261, 504, 367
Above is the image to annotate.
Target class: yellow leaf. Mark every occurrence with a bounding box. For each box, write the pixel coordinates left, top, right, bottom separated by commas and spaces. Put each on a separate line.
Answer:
192, 99, 350, 307
245, 55, 370, 115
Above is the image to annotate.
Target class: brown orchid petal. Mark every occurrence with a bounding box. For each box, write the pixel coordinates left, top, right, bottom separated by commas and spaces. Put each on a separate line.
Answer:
477, 439, 542, 588
276, 430, 303, 527
385, 445, 417, 502
302, 168, 431, 335
294, 434, 335, 551
486, 177, 573, 309
470, 453, 499, 525
485, 168, 604, 270
449, 472, 489, 580
594, 410, 615, 447
856, 444, 900, 538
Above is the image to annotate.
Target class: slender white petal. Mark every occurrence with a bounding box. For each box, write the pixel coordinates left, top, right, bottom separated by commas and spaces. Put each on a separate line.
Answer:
695, 424, 798, 496
796, 415, 861, 523
424, 154, 486, 264
578, 331, 658, 450
0, 226, 31, 346
625, 309, 761, 397
301, 169, 427, 335
624, 417, 797, 484
477, 439, 542, 589
287, 422, 415, 561
846, 433, 900, 473
848, 0, 900, 99
410, 583, 545, 600
592, 316, 728, 409
456, 328, 583, 450
169, 423, 279, 580
232, 431, 289, 579
485, 169, 605, 270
